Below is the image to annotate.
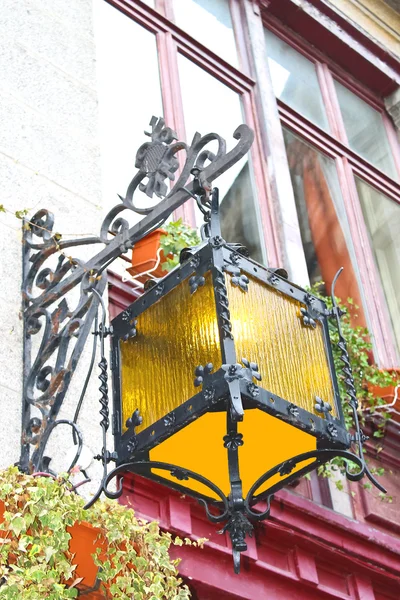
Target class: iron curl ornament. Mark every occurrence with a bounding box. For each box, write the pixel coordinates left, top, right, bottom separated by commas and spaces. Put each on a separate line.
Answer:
21, 116, 384, 574
20, 116, 254, 474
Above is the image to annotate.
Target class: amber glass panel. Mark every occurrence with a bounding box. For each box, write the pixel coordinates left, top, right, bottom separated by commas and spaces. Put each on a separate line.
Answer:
150, 410, 316, 499
227, 276, 337, 416
120, 273, 221, 432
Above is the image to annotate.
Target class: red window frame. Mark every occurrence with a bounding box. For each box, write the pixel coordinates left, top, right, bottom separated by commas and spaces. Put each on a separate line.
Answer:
105, 0, 399, 374
262, 11, 400, 368
106, 0, 282, 267
103, 0, 400, 523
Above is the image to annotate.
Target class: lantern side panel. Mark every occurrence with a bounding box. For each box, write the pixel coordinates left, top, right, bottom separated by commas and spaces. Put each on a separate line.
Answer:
149, 409, 316, 499
227, 277, 337, 416
120, 272, 221, 433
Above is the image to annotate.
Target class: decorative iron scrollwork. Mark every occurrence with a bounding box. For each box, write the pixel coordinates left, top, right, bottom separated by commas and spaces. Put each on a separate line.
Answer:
194, 363, 214, 388
214, 267, 233, 340
224, 264, 249, 292
21, 116, 254, 475
223, 432, 244, 451
189, 274, 206, 294
300, 306, 317, 328
219, 512, 254, 574
125, 409, 143, 454
315, 396, 333, 422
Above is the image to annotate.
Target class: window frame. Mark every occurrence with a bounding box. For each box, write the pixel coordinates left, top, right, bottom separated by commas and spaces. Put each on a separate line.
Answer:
262, 13, 400, 368
106, 0, 282, 266
100, 0, 400, 516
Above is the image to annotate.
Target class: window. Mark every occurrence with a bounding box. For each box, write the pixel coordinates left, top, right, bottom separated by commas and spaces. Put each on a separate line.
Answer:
264, 25, 400, 364
94, 0, 271, 266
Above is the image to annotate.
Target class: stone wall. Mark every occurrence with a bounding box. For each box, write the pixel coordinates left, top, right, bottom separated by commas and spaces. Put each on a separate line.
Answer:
0, 0, 103, 482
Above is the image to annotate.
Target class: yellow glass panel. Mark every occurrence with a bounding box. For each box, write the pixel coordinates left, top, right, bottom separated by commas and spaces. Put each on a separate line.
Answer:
227, 276, 336, 416
120, 273, 221, 432
150, 409, 316, 499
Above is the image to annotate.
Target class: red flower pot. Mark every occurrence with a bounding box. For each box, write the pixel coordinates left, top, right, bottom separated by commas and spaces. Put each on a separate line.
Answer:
127, 229, 169, 283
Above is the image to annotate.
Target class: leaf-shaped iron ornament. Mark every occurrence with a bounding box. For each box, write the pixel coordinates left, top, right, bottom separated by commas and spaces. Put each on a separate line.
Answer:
20, 116, 254, 475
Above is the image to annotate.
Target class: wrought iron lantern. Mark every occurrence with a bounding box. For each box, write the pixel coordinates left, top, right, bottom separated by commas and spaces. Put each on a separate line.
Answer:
105, 188, 382, 573
20, 116, 384, 574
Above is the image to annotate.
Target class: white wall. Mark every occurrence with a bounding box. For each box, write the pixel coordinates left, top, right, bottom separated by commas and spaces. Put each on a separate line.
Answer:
0, 0, 104, 488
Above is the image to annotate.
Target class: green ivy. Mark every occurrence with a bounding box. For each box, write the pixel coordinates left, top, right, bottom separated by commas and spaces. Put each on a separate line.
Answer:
0, 468, 201, 599
159, 220, 201, 272
309, 282, 398, 483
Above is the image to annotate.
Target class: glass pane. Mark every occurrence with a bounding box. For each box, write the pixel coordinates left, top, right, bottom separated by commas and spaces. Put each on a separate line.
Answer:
94, 1, 163, 213
334, 80, 397, 180
355, 178, 400, 351
283, 129, 364, 310
173, 0, 238, 66
264, 28, 329, 132
228, 276, 337, 416
178, 54, 265, 263
120, 273, 220, 433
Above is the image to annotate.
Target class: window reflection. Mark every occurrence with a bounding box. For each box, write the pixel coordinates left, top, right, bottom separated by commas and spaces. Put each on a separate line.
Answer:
283, 129, 364, 313
264, 29, 329, 132
334, 80, 397, 181
173, 0, 238, 66
178, 54, 265, 263
94, 1, 163, 215
355, 178, 400, 352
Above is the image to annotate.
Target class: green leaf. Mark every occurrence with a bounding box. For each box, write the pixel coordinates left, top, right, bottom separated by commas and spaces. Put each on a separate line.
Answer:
10, 516, 26, 536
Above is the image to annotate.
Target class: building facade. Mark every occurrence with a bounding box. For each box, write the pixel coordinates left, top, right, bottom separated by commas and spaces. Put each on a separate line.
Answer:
1, 0, 400, 598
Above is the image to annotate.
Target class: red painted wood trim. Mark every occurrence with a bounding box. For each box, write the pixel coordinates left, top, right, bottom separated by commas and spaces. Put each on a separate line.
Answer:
261, 0, 400, 95
161, 31, 197, 226
107, 271, 141, 320
383, 112, 400, 181
340, 158, 399, 368
279, 103, 400, 206
106, 0, 256, 94
230, 0, 252, 78
242, 90, 282, 266
119, 473, 400, 598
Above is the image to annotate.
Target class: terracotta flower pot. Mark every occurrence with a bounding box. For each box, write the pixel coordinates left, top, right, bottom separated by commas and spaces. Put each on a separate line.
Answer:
0, 501, 140, 599
366, 370, 400, 423
67, 521, 106, 597
67, 522, 140, 598
127, 228, 169, 283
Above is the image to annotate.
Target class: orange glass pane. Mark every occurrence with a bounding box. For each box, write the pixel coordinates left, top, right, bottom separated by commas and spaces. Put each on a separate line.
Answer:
227, 276, 337, 416
150, 409, 316, 499
120, 273, 221, 433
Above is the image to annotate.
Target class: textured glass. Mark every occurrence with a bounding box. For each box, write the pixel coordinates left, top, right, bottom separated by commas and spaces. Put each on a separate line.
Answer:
228, 276, 337, 416
334, 80, 397, 180
264, 28, 329, 131
120, 273, 221, 432
355, 178, 400, 353
150, 410, 316, 498
178, 55, 265, 263
173, 0, 238, 66
283, 129, 365, 312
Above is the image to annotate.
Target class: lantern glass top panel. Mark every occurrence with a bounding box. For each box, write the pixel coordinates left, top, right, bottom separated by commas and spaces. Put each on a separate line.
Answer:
112, 243, 347, 472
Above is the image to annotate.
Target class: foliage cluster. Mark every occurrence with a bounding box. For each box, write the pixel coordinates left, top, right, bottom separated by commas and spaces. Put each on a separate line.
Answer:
0, 467, 197, 600
160, 220, 201, 272
310, 283, 399, 487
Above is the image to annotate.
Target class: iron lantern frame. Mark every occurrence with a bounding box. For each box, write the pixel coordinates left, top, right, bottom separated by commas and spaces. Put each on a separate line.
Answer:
20, 116, 385, 574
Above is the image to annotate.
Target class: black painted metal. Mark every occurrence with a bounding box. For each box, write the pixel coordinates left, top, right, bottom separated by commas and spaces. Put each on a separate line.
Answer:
21, 116, 383, 574
20, 116, 253, 474
107, 187, 380, 572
